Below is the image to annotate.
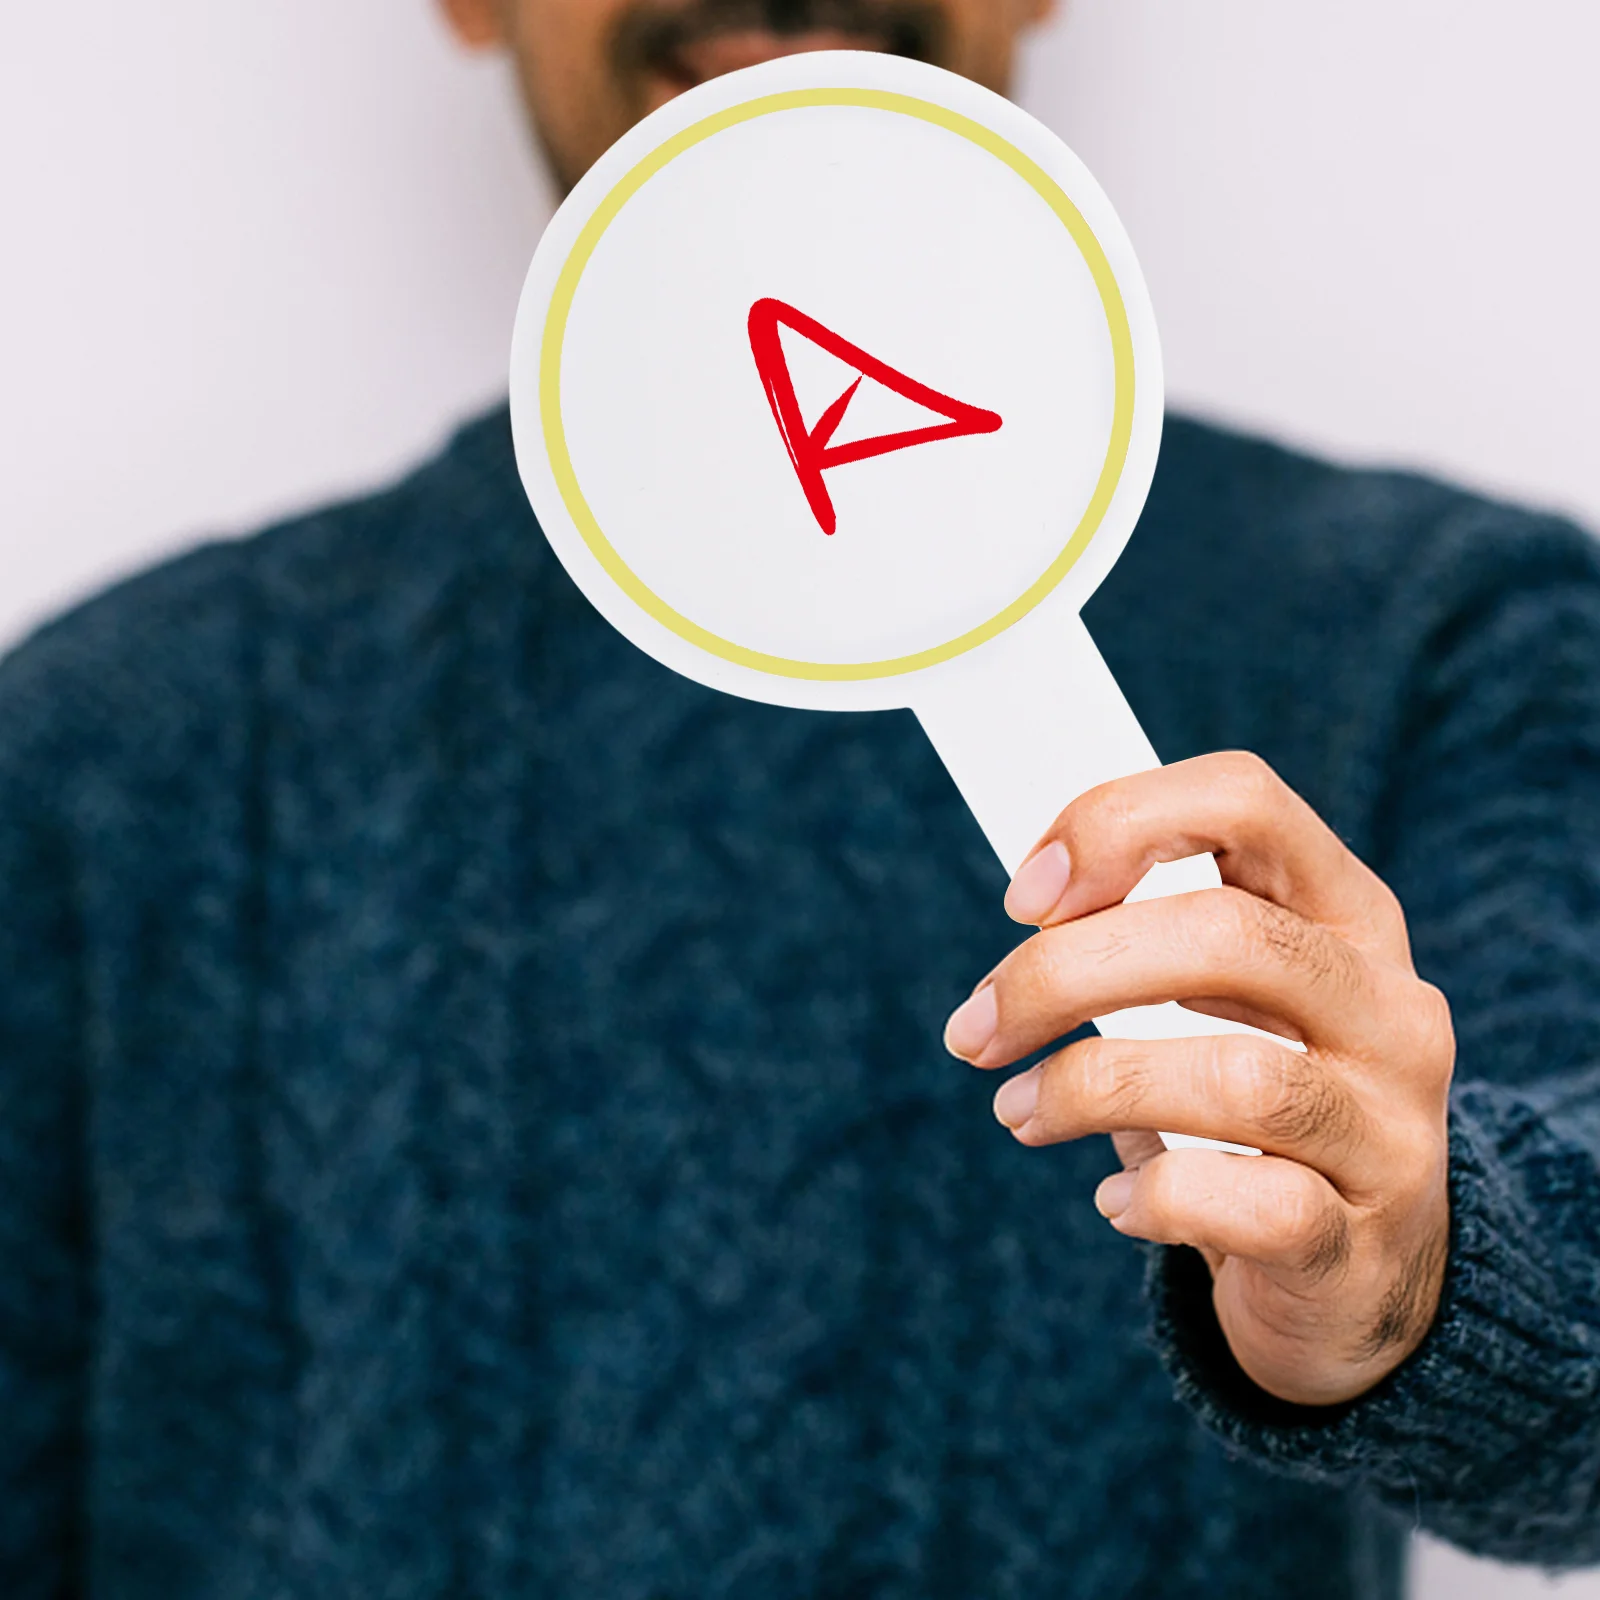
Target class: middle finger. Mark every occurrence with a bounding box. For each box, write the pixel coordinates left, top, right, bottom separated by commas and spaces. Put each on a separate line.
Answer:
945, 887, 1393, 1069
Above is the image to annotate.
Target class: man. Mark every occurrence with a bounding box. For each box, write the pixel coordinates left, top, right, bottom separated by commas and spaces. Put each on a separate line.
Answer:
2, 1, 1597, 1595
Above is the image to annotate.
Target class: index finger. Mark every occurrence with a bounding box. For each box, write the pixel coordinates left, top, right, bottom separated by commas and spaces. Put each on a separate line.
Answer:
1003, 751, 1412, 965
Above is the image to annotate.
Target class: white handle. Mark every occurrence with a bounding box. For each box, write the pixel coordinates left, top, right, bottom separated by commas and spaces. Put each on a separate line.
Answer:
913, 604, 1261, 1155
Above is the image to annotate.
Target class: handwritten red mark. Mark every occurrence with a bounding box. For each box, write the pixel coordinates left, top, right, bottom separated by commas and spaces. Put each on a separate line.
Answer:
748, 298, 1003, 535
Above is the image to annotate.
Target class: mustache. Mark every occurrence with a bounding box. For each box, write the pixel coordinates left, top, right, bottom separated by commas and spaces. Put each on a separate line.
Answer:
612, 0, 950, 76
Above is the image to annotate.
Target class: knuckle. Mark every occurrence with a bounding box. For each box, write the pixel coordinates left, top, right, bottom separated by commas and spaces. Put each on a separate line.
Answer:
1071, 780, 1141, 848
1193, 888, 1304, 980
1251, 897, 1356, 991
1083, 1042, 1155, 1124
1234, 1041, 1359, 1154
1137, 1152, 1189, 1222
1011, 933, 1076, 1013
1258, 1175, 1349, 1282
1251, 898, 1321, 969
1214, 749, 1284, 812
1176, 886, 1256, 962
1409, 981, 1457, 1077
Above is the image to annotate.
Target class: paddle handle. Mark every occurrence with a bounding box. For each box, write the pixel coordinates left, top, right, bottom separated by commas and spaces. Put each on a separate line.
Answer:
912, 606, 1259, 1156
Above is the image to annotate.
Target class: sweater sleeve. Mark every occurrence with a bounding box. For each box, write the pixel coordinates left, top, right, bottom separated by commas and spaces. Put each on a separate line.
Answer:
0, 652, 91, 1597
1149, 507, 1600, 1566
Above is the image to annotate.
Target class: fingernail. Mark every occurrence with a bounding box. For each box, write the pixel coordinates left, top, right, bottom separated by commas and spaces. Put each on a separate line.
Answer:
944, 984, 998, 1061
994, 1066, 1041, 1130
1095, 1169, 1139, 1221
1005, 841, 1072, 925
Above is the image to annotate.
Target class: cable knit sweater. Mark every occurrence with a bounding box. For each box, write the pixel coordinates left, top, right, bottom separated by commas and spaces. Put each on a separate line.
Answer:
3, 407, 1600, 1600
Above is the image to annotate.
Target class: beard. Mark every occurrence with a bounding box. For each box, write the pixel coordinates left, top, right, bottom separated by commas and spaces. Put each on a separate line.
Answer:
611, 0, 952, 84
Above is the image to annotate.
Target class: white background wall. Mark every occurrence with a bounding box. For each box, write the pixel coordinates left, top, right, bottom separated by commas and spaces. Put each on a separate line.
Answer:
1, 4, 1596, 1594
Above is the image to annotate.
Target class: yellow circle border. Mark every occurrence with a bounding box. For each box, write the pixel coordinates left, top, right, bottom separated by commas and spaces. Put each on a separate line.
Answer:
541, 87, 1135, 683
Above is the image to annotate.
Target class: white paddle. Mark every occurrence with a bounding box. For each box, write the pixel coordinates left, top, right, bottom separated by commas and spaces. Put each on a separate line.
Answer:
510, 50, 1266, 1154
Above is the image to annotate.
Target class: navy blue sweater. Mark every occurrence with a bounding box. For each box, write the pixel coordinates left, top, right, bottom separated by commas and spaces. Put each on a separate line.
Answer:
3, 408, 1600, 1599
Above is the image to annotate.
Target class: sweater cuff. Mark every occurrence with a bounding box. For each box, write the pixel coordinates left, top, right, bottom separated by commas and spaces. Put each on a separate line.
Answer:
1148, 1089, 1600, 1498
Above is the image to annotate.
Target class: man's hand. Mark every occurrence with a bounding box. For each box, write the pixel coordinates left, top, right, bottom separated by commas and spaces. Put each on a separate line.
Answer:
943, 752, 1455, 1408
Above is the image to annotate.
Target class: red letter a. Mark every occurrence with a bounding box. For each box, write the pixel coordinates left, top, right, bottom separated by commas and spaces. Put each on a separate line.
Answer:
748, 298, 1003, 536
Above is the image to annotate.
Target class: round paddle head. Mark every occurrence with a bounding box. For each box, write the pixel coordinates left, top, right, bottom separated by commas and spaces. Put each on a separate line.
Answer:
511, 49, 1162, 712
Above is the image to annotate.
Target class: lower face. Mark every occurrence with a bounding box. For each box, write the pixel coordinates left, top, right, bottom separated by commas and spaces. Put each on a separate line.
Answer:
497, 0, 1041, 193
